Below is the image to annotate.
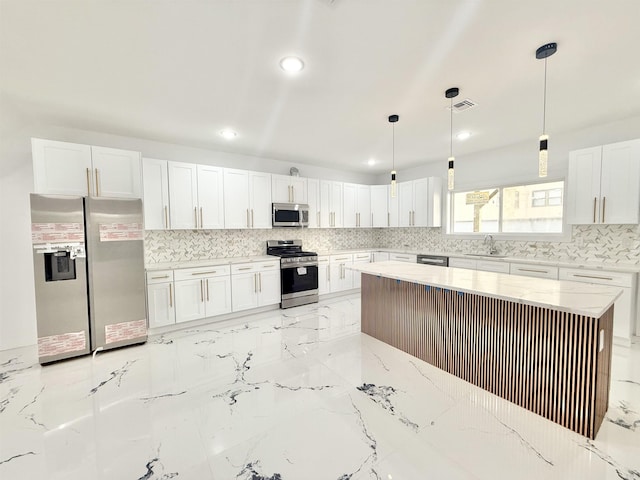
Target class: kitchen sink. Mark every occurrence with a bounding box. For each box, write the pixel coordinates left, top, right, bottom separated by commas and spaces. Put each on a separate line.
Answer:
464, 253, 508, 258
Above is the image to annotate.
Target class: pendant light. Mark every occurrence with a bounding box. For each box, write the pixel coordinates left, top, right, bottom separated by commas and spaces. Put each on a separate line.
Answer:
536, 42, 557, 178
389, 114, 399, 198
445, 87, 459, 191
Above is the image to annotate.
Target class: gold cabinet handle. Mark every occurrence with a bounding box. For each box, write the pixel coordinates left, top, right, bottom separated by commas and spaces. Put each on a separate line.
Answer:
200, 279, 204, 302
327, 264, 331, 281
317, 211, 320, 227
95, 168, 100, 196
254, 273, 258, 293
169, 284, 173, 308
164, 206, 169, 229
206, 278, 209, 302
593, 197, 597, 223
152, 275, 170, 279
191, 271, 218, 275
258, 272, 262, 292
573, 273, 613, 281
246, 209, 250, 228
601, 197, 606, 223
517, 268, 549, 274
238, 267, 252, 271
388, 212, 390, 227
200, 207, 203, 229
251, 209, 254, 228
194, 207, 198, 228
86, 168, 91, 195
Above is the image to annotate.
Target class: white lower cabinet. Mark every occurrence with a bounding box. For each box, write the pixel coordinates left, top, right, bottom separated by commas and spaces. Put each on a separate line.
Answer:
330, 254, 353, 293
449, 258, 477, 270
389, 253, 417, 263
475, 260, 510, 274
372, 252, 390, 262
174, 266, 231, 323
146, 270, 175, 328
559, 268, 636, 342
352, 252, 371, 289
231, 261, 280, 312
318, 256, 331, 295
509, 263, 558, 279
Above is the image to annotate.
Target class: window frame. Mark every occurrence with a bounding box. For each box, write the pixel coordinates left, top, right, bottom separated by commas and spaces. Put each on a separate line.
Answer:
445, 177, 571, 242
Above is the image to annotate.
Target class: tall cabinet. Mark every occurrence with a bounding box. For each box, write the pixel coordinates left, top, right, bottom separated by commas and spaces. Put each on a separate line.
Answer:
567, 139, 640, 224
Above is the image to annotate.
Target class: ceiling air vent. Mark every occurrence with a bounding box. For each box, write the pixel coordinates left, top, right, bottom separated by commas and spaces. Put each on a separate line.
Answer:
448, 99, 477, 113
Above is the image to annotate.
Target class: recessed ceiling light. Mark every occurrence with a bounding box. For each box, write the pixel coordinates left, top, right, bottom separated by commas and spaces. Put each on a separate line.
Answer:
456, 131, 471, 141
367, 158, 376, 166
279, 56, 304, 73
219, 129, 237, 140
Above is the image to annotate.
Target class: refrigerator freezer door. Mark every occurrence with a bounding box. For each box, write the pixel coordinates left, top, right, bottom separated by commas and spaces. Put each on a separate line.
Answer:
30, 194, 91, 363
85, 197, 147, 350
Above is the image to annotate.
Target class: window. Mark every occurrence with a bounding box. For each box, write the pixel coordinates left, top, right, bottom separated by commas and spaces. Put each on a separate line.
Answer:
450, 180, 564, 234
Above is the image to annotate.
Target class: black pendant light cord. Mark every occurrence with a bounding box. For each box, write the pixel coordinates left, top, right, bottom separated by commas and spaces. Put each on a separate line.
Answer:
392, 122, 395, 171
450, 97, 454, 158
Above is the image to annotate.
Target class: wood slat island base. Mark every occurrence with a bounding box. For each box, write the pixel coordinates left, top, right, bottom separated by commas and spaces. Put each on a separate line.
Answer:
361, 273, 613, 439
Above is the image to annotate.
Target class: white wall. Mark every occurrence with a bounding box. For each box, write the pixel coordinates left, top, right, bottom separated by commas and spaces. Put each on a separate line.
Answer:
0, 105, 377, 351
375, 114, 640, 189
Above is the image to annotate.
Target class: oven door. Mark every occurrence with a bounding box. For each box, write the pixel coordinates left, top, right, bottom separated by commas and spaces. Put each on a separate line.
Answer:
280, 263, 319, 299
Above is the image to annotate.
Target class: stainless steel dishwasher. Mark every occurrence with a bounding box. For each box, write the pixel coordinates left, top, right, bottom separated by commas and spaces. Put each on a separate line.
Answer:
416, 254, 449, 267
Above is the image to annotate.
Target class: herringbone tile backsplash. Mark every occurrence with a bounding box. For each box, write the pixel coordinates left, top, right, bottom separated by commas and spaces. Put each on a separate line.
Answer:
145, 224, 640, 266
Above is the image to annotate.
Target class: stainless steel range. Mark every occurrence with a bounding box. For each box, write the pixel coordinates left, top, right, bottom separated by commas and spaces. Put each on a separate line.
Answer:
267, 240, 319, 309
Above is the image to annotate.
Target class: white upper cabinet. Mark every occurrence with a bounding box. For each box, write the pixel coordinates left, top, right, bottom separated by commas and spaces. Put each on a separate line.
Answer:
32, 139, 141, 198
272, 174, 307, 203
357, 184, 371, 228
168, 162, 198, 229
307, 178, 320, 228
397, 177, 442, 227
344, 183, 371, 228
319, 180, 343, 228
197, 165, 225, 229
223, 169, 272, 229
567, 139, 640, 224
32, 139, 92, 195
371, 185, 389, 227
90, 146, 142, 198
142, 158, 170, 230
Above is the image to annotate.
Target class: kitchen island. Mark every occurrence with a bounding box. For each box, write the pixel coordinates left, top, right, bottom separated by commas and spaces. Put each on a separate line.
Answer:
350, 261, 623, 439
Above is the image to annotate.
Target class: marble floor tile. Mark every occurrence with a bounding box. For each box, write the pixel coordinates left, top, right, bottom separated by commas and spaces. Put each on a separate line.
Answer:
1, 293, 639, 480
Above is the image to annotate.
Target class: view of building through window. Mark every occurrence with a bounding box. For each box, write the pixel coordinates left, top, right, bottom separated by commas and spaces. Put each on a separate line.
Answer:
451, 181, 564, 234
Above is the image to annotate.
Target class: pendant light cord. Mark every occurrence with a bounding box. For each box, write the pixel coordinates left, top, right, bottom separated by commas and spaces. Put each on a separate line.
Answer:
450, 97, 453, 157
542, 57, 547, 135
392, 122, 395, 170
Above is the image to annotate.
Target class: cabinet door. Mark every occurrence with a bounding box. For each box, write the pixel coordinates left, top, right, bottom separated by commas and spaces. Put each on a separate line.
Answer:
174, 279, 206, 323
428, 177, 443, 227
412, 178, 429, 227
330, 182, 344, 228
357, 184, 371, 227
389, 186, 399, 228
258, 269, 281, 306
329, 263, 343, 292
567, 146, 602, 224
319, 181, 331, 228
343, 183, 358, 228
232, 273, 259, 312
249, 171, 272, 229
290, 177, 307, 203
397, 181, 413, 227
370, 185, 388, 227
307, 178, 320, 228
147, 282, 175, 328
601, 139, 640, 224
318, 260, 331, 295
168, 162, 198, 229
197, 165, 225, 229
91, 146, 142, 198
142, 158, 170, 230
613, 287, 632, 340
271, 174, 292, 203
32, 138, 92, 195
204, 275, 232, 317
372, 252, 390, 262
223, 168, 250, 229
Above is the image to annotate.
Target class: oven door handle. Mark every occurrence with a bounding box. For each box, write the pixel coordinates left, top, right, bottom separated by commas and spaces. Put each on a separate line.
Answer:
280, 263, 318, 269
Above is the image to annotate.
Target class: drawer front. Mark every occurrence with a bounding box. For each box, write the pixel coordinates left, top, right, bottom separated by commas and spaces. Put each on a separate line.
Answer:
175, 265, 231, 281
330, 254, 353, 263
510, 263, 559, 279
558, 268, 633, 287
353, 252, 371, 262
231, 261, 280, 274
476, 260, 510, 274
449, 258, 477, 270
389, 253, 417, 263
146, 270, 174, 284
318, 256, 330, 265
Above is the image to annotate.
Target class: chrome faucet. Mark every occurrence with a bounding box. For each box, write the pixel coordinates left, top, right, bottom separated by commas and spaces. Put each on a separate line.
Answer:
484, 234, 498, 255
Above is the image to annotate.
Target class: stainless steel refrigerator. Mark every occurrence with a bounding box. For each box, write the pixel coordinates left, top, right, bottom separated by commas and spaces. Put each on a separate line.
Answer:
30, 194, 147, 364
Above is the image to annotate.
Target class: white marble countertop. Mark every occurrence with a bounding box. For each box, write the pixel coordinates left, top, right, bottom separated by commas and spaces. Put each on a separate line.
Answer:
350, 261, 623, 318
146, 255, 276, 271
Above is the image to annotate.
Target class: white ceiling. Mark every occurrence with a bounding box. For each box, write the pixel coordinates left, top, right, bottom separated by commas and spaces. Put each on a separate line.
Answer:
2, 0, 640, 174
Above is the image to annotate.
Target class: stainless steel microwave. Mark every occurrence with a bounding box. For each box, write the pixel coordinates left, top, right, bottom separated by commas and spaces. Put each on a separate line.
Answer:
272, 203, 309, 227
